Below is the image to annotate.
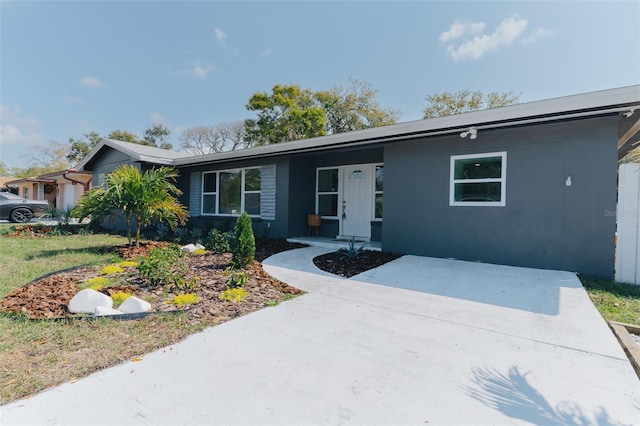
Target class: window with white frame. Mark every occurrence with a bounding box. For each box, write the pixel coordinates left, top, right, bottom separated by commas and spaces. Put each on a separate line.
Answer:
450, 152, 506, 206
374, 164, 383, 219
316, 168, 339, 218
202, 167, 261, 216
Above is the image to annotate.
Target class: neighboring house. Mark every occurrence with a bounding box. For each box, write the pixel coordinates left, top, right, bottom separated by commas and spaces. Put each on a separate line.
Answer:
5, 170, 92, 210
78, 85, 640, 278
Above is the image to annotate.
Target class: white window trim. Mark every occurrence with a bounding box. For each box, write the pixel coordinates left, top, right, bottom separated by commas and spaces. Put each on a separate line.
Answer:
372, 163, 383, 221
201, 167, 261, 217
316, 167, 340, 219
450, 151, 507, 207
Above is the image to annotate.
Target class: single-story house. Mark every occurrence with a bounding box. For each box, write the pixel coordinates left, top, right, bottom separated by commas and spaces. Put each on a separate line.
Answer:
4, 170, 92, 210
78, 85, 640, 278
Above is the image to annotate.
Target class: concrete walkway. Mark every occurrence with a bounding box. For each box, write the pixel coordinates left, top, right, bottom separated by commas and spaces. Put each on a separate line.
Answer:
2, 247, 639, 425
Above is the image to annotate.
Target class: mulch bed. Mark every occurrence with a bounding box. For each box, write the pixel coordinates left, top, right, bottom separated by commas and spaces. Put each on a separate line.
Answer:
312, 250, 402, 278
0, 239, 307, 322
1, 238, 402, 321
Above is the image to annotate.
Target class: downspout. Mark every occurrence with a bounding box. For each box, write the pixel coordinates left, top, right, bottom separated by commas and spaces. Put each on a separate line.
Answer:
62, 171, 91, 191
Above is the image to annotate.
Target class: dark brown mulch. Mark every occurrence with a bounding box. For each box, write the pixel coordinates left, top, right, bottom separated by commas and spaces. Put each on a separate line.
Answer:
1, 239, 307, 321
313, 250, 402, 278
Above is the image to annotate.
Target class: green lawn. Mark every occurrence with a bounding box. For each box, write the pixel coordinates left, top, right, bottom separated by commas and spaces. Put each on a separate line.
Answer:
582, 277, 640, 325
0, 230, 209, 404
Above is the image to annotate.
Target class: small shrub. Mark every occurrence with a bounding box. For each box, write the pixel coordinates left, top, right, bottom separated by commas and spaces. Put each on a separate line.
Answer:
173, 227, 204, 245
99, 264, 124, 275
339, 237, 368, 259
231, 212, 255, 269
85, 276, 111, 290
171, 293, 199, 307
223, 268, 249, 288
204, 228, 231, 254
219, 288, 248, 303
138, 244, 197, 290
264, 300, 279, 307
117, 260, 139, 268
111, 291, 131, 306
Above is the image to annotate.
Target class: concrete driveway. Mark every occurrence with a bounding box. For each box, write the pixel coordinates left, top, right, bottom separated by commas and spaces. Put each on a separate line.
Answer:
2, 247, 639, 425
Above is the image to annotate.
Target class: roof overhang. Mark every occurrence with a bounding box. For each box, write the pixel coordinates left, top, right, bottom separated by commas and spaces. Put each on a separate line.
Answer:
174, 85, 640, 167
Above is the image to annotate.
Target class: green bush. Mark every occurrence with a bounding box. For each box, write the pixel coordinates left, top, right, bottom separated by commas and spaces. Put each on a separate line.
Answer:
223, 267, 249, 288
138, 244, 196, 290
231, 213, 255, 269
204, 228, 231, 254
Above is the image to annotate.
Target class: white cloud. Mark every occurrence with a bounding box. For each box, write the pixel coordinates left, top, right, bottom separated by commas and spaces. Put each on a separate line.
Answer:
523, 27, 554, 44
149, 112, 166, 124
259, 48, 272, 57
0, 105, 46, 166
215, 28, 227, 45
63, 95, 86, 104
80, 76, 106, 88
439, 20, 485, 42
170, 62, 216, 79
441, 15, 533, 61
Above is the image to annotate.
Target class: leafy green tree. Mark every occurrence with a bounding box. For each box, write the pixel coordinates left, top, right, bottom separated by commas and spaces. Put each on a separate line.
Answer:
66, 131, 102, 164
106, 130, 154, 146
143, 124, 172, 150
0, 162, 9, 176
244, 84, 327, 145
423, 89, 520, 118
315, 78, 399, 134
231, 212, 255, 269
73, 165, 188, 245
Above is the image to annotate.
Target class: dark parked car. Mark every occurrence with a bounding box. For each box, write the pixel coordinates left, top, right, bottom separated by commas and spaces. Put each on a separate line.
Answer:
0, 192, 49, 223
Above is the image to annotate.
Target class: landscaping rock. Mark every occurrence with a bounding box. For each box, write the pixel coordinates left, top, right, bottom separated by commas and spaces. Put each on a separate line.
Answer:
118, 296, 151, 314
68, 289, 113, 314
181, 243, 205, 253
181, 244, 197, 253
94, 306, 124, 316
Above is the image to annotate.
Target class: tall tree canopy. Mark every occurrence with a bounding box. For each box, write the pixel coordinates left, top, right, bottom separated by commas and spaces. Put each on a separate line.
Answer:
315, 78, 399, 134
244, 84, 327, 146
66, 131, 102, 164
180, 121, 248, 155
143, 124, 172, 150
423, 89, 520, 118
244, 80, 399, 145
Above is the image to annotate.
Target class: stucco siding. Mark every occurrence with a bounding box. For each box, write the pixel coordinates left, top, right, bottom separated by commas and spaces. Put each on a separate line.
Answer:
382, 116, 618, 278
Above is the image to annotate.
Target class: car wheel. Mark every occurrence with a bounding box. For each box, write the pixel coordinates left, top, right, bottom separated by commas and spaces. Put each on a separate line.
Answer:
10, 207, 33, 223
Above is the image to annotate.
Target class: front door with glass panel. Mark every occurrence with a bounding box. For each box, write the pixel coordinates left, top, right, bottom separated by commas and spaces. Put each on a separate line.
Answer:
341, 165, 372, 239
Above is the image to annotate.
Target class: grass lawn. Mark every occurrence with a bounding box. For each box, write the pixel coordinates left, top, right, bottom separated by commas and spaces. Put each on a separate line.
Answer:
581, 277, 640, 325
0, 229, 211, 404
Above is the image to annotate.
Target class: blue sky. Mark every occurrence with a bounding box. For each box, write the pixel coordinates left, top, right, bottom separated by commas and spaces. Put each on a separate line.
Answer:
1, 1, 639, 169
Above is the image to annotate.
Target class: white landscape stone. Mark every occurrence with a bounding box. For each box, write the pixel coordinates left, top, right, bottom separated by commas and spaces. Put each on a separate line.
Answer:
181, 244, 197, 253
94, 306, 124, 316
68, 289, 113, 314
195, 243, 205, 250
118, 296, 152, 314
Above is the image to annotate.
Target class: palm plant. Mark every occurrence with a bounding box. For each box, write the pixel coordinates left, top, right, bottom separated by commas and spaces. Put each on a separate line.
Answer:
73, 165, 188, 245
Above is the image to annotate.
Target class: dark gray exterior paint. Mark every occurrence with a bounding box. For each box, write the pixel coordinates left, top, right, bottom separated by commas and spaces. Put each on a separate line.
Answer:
382, 116, 618, 277
89, 148, 140, 186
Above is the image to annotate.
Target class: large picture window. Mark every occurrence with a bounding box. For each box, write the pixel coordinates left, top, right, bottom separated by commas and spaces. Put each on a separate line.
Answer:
202, 167, 261, 216
316, 168, 339, 218
450, 152, 506, 207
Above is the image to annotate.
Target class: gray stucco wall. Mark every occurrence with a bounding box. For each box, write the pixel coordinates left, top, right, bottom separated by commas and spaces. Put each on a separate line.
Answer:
382, 116, 618, 278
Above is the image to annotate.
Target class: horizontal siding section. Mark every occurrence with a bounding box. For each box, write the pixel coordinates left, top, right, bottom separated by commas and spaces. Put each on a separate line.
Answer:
189, 171, 202, 217
260, 164, 276, 220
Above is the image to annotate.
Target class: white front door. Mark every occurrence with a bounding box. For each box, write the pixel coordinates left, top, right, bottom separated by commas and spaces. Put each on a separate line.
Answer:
63, 184, 75, 210
341, 165, 372, 239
